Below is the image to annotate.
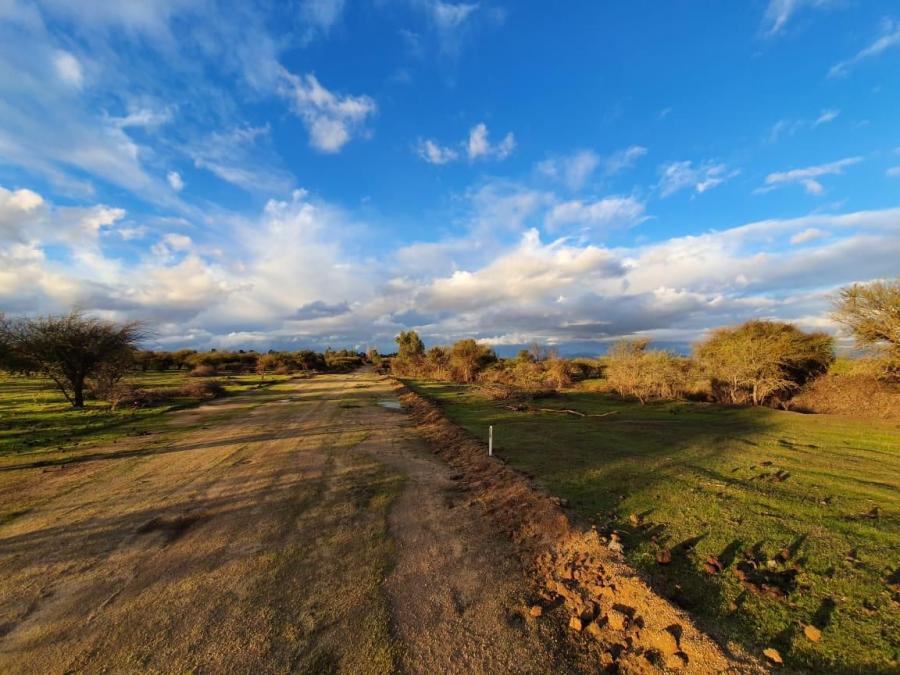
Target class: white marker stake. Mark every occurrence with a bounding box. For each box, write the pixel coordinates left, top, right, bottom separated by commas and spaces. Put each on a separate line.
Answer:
489, 425, 493, 456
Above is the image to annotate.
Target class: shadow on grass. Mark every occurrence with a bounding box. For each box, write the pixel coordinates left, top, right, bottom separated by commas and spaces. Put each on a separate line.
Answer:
404, 379, 900, 674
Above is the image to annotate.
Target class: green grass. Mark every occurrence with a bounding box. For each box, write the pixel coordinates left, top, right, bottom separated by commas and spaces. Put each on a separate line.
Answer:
406, 379, 900, 674
0, 371, 291, 460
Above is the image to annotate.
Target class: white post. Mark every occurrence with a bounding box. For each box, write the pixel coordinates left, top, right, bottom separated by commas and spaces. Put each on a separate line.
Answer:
489, 425, 493, 456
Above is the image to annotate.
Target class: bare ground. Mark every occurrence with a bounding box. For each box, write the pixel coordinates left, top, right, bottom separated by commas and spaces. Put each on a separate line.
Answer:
0, 372, 577, 673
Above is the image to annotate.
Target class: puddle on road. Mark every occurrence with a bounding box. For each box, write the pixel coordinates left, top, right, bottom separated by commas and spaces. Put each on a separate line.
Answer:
378, 399, 402, 411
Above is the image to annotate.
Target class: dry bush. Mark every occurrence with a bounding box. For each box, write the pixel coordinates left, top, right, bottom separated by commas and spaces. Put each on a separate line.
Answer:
790, 373, 900, 420
180, 379, 226, 399
189, 364, 218, 377
605, 339, 691, 404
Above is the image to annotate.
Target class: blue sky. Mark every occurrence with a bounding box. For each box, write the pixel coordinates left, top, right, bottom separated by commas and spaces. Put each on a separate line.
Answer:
0, 0, 898, 353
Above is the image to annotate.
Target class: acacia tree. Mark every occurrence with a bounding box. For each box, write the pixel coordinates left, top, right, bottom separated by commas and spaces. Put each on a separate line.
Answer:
695, 320, 833, 405
0, 311, 144, 408
832, 278, 899, 376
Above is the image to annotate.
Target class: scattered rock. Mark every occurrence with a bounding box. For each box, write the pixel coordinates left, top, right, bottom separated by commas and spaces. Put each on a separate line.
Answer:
606, 608, 628, 631
585, 621, 603, 639
608, 540, 625, 554
703, 555, 724, 575
647, 628, 679, 656
656, 548, 672, 565
568, 616, 583, 632
628, 512, 643, 527
803, 624, 822, 642
665, 652, 689, 670
529, 604, 543, 618
763, 647, 783, 664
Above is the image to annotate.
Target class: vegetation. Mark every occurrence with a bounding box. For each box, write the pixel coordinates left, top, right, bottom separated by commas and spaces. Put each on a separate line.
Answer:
605, 338, 691, 404
832, 277, 900, 378
404, 379, 900, 673
694, 320, 833, 406
0, 311, 144, 408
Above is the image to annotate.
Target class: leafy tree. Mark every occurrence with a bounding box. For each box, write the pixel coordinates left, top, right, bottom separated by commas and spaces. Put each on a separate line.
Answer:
449, 339, 496, 383
695, 320, 833, 405
395, 330, 425, 360
605, 338, 689, 404
832, 278, 899, 376
0, 311, 144, 408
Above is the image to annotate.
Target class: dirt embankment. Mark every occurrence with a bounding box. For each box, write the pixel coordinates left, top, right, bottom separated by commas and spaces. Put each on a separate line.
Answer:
395, 381, 764, 674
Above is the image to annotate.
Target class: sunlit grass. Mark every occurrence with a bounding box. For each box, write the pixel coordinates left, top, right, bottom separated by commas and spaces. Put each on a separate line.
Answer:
406, 379, 900, 673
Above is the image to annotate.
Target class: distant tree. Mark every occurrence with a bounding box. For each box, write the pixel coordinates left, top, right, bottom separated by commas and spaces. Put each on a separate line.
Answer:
396, 331, 425, 360
449, 339, 496, 383
695, 320, 833, 405
256, 353, 279, 380
366, 347, 380, 363
0, 311, 144, 408
832, 278, 899, 376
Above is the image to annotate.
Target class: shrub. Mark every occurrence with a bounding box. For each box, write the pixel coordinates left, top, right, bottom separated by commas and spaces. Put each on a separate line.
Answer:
189, 364, 218, 377
695, 320, 833, 406
605, 339, 690, 404
791, 372, 900, 420
832, 278, 900, 380
180, 379, 226, 399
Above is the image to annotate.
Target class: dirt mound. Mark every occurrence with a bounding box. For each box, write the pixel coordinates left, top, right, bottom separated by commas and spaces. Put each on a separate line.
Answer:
396, 382, 761, 674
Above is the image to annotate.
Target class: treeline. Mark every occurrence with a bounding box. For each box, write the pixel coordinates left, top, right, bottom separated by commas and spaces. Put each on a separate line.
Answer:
133, 348, 364, 376
389, 278, 899, 411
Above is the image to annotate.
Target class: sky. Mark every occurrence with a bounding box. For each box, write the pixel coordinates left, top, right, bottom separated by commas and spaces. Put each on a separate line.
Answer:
0, 0, 898, 354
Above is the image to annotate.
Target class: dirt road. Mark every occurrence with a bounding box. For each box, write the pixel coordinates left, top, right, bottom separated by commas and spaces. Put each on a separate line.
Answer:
0, 372, 571, 673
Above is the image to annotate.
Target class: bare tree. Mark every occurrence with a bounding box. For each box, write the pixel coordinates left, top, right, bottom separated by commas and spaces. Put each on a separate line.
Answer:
0, 311, 144, 408
832, 278, 899, 375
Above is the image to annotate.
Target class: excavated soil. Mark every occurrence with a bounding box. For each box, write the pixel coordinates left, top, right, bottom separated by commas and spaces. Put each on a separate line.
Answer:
395, 381, 765, 675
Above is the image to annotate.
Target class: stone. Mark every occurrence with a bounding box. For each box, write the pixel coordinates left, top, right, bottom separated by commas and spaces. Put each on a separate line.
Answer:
529, 605, 543, 618
763, 647, 783, 664
665, 652, 689, 670
803, 624, 822, 642
586, 621, 604, 639
608, 540, 625, 554
569, 616, 583, 632
656, 548, 672, 565
647, 629, 679, 656
606, 608, 628, 631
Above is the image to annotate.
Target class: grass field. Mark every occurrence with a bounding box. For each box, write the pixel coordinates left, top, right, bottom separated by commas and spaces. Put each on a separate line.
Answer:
0, 371, 291, 462
405, 379, 900, 673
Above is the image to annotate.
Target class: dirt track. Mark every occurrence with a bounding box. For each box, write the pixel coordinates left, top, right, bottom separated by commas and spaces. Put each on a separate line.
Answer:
0, 372, 573, 673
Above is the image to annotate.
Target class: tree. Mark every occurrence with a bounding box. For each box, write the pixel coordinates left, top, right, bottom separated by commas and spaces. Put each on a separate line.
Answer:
0, 311, 144, 408
396, 330, 425, 360
832, 278, 900, 376
448, 339, 496, 383
695, 320, 833, 405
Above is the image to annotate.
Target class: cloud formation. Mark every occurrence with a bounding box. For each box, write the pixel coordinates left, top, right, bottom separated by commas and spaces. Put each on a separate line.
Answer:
760, 156, 861, 195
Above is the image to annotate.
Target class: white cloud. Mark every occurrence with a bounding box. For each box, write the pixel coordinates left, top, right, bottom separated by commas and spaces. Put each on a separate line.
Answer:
829, 19, 900, 78
538, 146, 646, 191
188, 125, 293, 192
546, 196, 646, 231
467, 122, 515, 161
430, 1, 478, 30
658, 160, 735, 197
761, 156, 861, 195
299, 0, 346, 38
813, 108, 840, 126
278, 71, 376, 153
762, 0, 834, 36
417, 138, 459, 164
887, 166, 900, 178
790, 227, 827, 244
52, 51, 84, 89
604, 145, 647, 175
167, 170, 184, 191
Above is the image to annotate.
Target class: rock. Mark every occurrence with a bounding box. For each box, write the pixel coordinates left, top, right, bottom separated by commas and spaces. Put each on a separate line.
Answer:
763, 647, 783, 664
656, 548, 672, 565
647, 628, 679, 656
599, 651, 616, 668
586, 621, 604, 639
529, 604, 543, 618
569, 616, 583, 632
606, 608, 628, 631
803, 624, 822, 642
665, 652, 688, 670
608, 540, 625, 554
705, 555, 724, 573
628, 512, 643, 527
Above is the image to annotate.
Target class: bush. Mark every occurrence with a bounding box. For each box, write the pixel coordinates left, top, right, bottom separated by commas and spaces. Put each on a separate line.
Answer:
791, 373, 900, 420
695, 320, 833, 406
605, 339, 691, 404
189, 364, 218, 377
180, 379, 226, 399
